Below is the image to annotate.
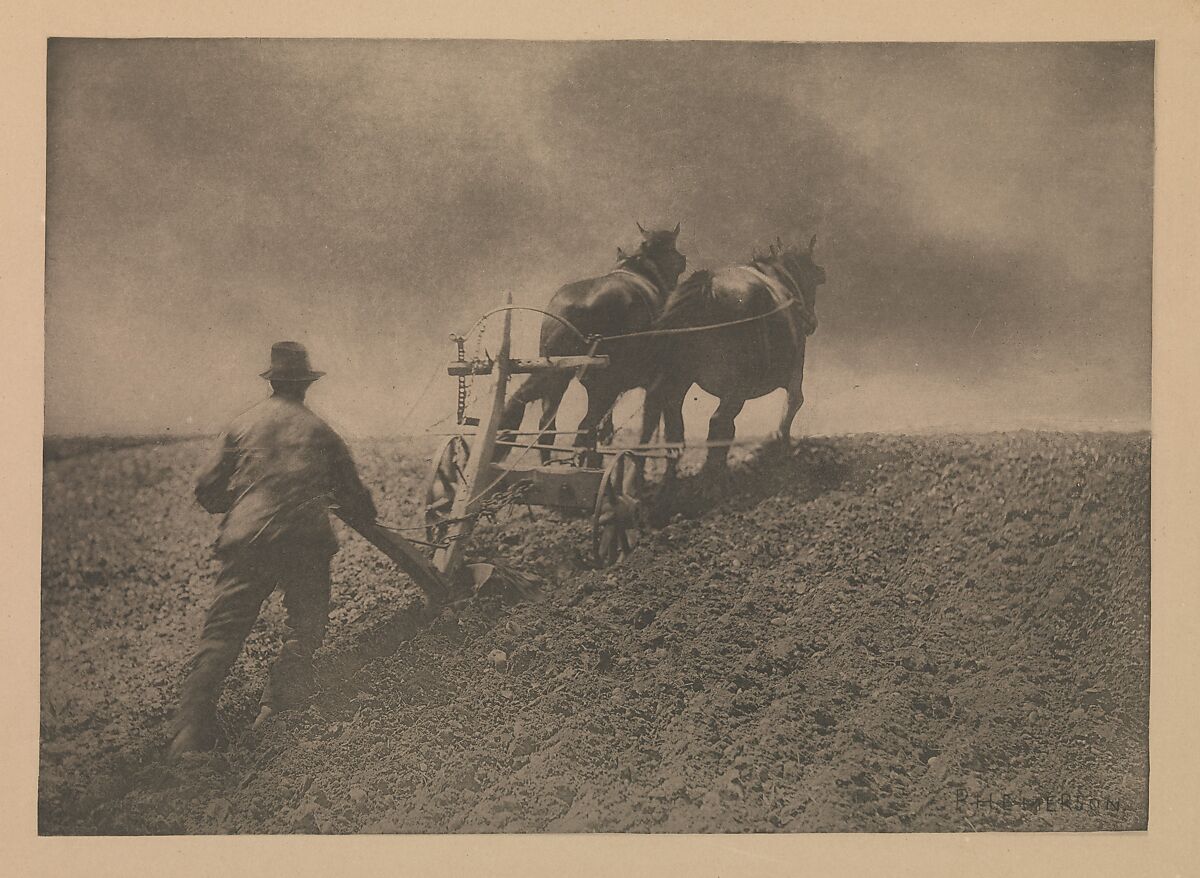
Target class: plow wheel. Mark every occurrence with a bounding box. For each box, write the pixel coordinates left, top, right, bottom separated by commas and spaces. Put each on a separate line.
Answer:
592, 451, 643, 567
425, 435, 470, 546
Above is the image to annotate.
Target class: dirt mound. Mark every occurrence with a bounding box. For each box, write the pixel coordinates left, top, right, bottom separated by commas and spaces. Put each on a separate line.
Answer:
39, 432, 1149, 833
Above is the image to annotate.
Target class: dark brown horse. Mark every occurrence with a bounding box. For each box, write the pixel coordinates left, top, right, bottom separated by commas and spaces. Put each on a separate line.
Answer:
644, 236, 826, 483
497, 224, 687, 462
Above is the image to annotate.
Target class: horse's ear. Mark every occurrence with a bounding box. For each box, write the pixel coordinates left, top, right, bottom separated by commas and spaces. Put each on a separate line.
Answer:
673, 222, 680, 236
769, 243, 779, 257
776, 236, 784, 251
809, 234, 818, 255
636, 222, 648, 237
617, 246, 628, 260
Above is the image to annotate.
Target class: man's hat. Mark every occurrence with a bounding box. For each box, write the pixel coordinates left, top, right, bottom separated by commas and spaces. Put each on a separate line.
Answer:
260, 341, 325, 382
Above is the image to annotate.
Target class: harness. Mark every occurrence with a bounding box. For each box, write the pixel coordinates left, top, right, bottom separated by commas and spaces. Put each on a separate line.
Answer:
739, 264, 817, 339
609, 267, 665, 322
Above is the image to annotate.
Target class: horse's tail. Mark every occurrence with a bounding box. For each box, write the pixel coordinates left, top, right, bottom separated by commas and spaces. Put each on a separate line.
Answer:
654, 269, 713, 331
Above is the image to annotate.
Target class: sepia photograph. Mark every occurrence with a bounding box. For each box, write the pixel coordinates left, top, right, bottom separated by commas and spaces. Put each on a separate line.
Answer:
39, 38, 1151, 836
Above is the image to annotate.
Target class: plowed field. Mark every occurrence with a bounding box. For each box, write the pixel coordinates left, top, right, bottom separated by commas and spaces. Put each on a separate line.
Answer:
39, 431, 1150, 833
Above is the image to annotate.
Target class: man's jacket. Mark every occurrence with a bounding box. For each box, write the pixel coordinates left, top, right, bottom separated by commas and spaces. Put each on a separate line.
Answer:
195, 395, 378, 557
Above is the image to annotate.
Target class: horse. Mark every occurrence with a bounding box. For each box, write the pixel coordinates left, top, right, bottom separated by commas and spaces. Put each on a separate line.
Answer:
643, 236, 827, 488
496, 224, 687, 465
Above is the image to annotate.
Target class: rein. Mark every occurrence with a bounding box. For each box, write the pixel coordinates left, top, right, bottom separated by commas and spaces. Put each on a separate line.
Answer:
464, 257, 815, 348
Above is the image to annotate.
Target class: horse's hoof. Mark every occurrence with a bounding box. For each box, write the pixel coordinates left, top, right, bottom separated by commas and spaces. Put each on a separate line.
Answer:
699, 464, 736, 499
761, 432, 791, 456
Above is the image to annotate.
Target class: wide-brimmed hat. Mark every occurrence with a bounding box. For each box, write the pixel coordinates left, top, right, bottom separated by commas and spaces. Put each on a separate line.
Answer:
260, 341, 325, 382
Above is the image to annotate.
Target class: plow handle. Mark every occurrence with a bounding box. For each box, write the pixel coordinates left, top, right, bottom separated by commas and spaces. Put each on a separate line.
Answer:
337, 512, 449, 604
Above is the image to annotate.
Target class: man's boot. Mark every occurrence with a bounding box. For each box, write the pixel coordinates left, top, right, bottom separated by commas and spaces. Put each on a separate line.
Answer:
166, 715, 217, 760
256, 652, 317, 729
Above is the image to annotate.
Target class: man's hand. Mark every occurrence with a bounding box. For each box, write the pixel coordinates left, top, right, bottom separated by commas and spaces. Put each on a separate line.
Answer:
195, 432, 237, 513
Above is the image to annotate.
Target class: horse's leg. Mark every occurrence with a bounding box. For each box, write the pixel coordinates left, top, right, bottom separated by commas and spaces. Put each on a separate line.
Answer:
496, 378, 531, 463
574, 378, 622, 469
496, 371, 563, 462
646, 376, 689, 520
651, 377, 687, 480
536, 371, 572, 464
772, 343, 807, 452
635, 374, 677, 493
634, 380, 663, 498
703, 395, 746, 476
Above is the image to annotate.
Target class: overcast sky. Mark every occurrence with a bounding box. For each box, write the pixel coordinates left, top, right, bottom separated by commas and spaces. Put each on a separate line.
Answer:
45, 40, 1152, 437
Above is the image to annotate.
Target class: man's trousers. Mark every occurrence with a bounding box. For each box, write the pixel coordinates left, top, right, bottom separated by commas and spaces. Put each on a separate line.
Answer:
173, 538, 334, 740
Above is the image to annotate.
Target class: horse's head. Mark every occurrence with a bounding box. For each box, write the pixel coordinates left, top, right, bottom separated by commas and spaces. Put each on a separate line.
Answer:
619, 222, 687, 292
761, 234, 826, 307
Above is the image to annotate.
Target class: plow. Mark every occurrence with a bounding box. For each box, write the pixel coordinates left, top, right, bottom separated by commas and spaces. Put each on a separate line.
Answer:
357, 245, 818, 603
357, 293, 667, 604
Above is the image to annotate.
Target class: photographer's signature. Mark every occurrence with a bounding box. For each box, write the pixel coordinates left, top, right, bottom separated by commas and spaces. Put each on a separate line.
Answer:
954, 788, 1123, 817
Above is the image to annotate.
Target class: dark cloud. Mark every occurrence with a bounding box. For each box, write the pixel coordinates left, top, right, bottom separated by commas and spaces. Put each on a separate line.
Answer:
45, 40, 1152, 435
